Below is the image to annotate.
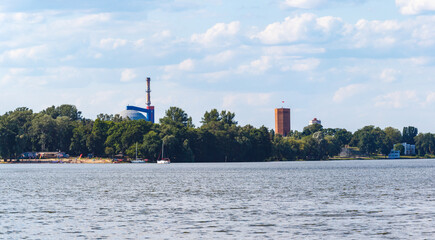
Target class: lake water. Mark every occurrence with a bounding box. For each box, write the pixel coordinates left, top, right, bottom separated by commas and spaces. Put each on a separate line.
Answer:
1, 160, 434, 239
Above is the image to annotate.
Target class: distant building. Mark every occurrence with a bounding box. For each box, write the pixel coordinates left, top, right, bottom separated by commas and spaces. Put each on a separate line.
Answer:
309, 118, 321, 125
275, 108, 291, 136
402, 143, 416, 155
388, 150, 400, 159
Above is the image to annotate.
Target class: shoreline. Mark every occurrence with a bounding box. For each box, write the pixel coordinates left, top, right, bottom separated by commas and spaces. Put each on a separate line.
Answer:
1, 157, 433, 164
0, 158, 113, 164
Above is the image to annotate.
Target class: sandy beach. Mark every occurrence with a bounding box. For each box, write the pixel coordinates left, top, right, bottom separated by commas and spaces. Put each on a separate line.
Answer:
0, 158, 114, 164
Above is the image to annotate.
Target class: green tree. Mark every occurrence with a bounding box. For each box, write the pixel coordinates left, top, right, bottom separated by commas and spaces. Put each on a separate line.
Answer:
414, 133, 435, 156
30, 114, 57, 151
351, 126, 387, 156
0, 108, 34, 158
140, 130, 162, 160
385, 127, 402, 146
271, 135, 302, 161
302, 131, 338, 160
220, 110, 237, 126
332, 128, 353, 147
105, 120, 152, 155
42, 104, 82, 120
55, 116, 75, 152
394, 143, 405, 156
201, 109, 221, 125
70, 119, 93, 155
403, 126, 418, 144
302, 124, 323, 136
87, 119, 113, 156
160, 107, 194, 128
97, 113, 115, 121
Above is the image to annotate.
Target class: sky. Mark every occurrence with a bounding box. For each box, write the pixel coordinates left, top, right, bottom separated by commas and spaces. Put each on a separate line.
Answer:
1, 0, 435, 133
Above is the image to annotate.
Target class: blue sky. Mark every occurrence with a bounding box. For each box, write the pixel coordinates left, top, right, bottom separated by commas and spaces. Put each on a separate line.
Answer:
1, 0, 435, 132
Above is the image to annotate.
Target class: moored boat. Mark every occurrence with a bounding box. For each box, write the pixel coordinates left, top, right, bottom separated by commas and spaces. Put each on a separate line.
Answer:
157, 141, 170, 164
157, 158, 170, 164
131, 159, 146, 163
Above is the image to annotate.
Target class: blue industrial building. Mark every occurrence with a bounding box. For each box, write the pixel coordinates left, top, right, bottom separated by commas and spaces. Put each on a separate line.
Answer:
119, 77, 155, 123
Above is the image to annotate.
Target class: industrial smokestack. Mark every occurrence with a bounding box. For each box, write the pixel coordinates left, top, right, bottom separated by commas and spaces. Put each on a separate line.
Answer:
146, 77, 151, 107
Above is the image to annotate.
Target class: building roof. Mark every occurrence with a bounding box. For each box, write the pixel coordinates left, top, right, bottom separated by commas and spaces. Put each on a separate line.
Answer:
119, 109, 146, 120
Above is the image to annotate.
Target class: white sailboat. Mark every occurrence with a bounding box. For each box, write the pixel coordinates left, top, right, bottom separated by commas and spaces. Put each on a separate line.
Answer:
157, 141, 170, 164
131, 143, 146, 163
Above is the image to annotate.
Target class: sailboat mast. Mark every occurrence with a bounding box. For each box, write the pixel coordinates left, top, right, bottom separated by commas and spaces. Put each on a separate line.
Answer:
162, 141, 164, 159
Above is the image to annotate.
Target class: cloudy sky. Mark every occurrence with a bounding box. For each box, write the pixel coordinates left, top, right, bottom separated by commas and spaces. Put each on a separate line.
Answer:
1, 0, 435, 132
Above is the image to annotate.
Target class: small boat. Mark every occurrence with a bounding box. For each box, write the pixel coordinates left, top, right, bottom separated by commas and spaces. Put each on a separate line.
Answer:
157, 158, 170, 164
157, 141, 170, 164
131, 159, 146, 163
131, 143, 147, 163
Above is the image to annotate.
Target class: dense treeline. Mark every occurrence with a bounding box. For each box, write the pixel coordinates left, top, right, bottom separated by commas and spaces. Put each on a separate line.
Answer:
0, 105, 433, 161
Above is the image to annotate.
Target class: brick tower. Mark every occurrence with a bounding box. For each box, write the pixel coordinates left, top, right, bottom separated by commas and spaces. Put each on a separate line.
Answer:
275, 108, 291, 136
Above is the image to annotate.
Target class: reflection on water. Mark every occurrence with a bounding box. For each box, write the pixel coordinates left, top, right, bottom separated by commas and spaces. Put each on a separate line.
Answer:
1, 160, 434, 239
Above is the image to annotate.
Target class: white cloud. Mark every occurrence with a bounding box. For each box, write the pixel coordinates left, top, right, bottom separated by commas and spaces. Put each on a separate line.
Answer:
396, 0, 435, 15
121, 69, 137, 82
204, 50, 234, 64
69, 13, 111, 27
237, 56, 272, 75
411, 17, 435, 46
290, 58, 320, 71
222, 93, 272, 109
198, 71, 232, 83
257, 13, 435, 49
99, 38, 128, 50
283, 0, 326, 9
191, 21, 240, 46
163, 58, 195, 76
152, 30, 172, 40
0, 68, 49, 87
426, 92, 435, 103
0, 45, 48, 62
405, 57, 431, 65
178, 59, 195, 71
380, 68, 400, 83
333, 84, 366, 103
0, 12, 45, 23
375, 91, 418, 108
282, 0, 366, 9
278, 57, 320, 72
255, 14, 345, 44
262, 45, 325, 55
352, 19, 401, 48
90, 90, 117, 105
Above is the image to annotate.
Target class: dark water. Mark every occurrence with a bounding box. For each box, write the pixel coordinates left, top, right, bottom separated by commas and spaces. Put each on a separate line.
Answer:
1, 160, 434, 239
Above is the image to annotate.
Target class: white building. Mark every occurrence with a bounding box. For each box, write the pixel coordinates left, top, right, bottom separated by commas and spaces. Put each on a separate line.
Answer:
309, 118, 321, 125
402, 143, 416, 155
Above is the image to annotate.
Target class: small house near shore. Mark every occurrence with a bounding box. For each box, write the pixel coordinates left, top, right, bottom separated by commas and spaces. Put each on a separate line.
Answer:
388, 150, 400, 159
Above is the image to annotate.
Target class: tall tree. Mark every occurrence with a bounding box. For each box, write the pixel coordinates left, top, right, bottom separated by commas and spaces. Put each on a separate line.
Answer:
351, 126, 387, 156
42, 104, 82, 120
55, 116, 75, 152
87, 119, 113, 156
333, 128, 353, 147
30, 114, 57, 151
0, 108, 34, 158
403, 126, 418, 144
414, 133, 435, 156
201, 109, 221, 125
384, 127, 402, 151
160, 107, 194, 128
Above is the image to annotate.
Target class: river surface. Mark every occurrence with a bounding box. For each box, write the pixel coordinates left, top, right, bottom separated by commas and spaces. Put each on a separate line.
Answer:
1, 159, 434, 239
